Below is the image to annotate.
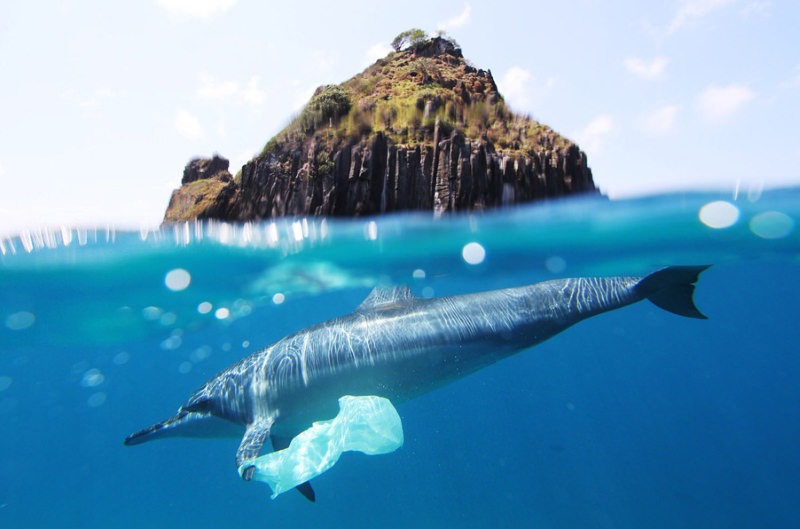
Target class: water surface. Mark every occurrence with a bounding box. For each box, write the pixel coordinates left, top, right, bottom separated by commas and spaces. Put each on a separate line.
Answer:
1, 190, 798, 528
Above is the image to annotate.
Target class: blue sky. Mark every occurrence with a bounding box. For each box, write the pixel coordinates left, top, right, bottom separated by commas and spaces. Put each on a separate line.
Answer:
1, 0, 798, 234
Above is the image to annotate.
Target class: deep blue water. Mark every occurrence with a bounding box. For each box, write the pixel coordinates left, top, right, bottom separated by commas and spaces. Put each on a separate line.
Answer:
1, 190, 798, 529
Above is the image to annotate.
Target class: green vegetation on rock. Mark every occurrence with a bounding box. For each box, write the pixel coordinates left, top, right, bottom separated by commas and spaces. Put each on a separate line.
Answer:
259, 34, 574, 162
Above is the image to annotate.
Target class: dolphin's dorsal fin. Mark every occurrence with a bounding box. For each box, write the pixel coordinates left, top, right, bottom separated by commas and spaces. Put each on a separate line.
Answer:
356, 286, 415, 312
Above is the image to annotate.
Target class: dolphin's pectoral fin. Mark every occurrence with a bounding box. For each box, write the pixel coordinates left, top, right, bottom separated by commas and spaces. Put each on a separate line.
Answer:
236, 418, 273, 481
272, 435, 317, 502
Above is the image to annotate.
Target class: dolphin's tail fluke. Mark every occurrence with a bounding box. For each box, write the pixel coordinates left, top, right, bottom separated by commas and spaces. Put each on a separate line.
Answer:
635, 265, 710, 319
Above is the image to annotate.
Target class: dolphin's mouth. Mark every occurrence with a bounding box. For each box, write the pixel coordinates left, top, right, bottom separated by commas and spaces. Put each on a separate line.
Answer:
124, 410, 191, 446
125, 409, 243, 446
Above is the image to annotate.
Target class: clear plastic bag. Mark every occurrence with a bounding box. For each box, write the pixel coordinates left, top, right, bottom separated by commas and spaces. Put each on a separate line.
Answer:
240, 395, 403, 498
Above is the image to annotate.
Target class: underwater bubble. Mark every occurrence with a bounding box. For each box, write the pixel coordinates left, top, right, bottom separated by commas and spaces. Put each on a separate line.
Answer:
160, 335, 182, 351
422, 286, 435, 298
222, 342, 232, 352
215, 307, 230, 319
190, 346, 212, 363
412, 269, 426, 279
81, 368, 104, 388
242, 340, 250, 348
87, 392, 107, 408
462, 242, 486, 265
165, 268, 191, 292
112, 352, 130, 365
197, 301, 213, 314
159, 312, 177, 326
5, 311, 35, 331
272, 293, 285, 305
545, 256, 567, 274
749, 211, 795, 239
178, 361, 193, 374
0, 376, 12, 391
699, 201, 739, 229
142, 306, 163, 321
233, 299, 253, 317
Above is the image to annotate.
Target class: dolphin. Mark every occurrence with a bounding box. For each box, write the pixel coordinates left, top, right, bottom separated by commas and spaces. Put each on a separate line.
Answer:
125, 266, 708, 500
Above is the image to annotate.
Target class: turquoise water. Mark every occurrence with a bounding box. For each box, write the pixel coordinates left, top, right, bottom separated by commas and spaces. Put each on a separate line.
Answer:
1, 190, 799, 528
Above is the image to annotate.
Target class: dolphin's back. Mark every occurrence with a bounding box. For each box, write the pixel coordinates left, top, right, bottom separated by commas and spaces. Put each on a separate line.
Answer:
261, 275, 652, 432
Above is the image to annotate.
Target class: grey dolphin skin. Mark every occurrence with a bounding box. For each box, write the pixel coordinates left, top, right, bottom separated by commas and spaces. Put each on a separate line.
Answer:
125, 266, 709, 501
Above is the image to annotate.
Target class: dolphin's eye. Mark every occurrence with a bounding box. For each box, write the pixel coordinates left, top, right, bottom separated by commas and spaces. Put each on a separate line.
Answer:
183, 395, 212, 413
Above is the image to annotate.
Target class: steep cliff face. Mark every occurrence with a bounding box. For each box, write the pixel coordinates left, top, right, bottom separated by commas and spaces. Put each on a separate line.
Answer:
234, 128, 593, 219
164, 36, 598, 222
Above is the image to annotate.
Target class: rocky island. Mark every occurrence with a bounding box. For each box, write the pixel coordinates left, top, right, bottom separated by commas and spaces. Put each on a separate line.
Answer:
163, 32, 598, 223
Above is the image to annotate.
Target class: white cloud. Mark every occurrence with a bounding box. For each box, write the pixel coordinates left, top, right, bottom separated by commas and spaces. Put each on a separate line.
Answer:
498, 66, 532, 109
174, 109, 203, 139
641, 104, 680, 135
363, 42, 393, 66
696, 84, 756, 121
624, 56, 669, 80
196, 75, 266, 106
575, 114, 615, 153
667, 0, 734, 34
157, 0, 236, 18
438, 4, 472, 31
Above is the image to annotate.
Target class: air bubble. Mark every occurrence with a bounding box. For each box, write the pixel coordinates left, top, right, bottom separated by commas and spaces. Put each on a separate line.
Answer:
81, 368, 105, 388
545, 256, 566, 274
165, 268, 191, 291
5, 311, 35, 331
113, 352, 130, 365
749, 211, 794, 239
87, 392, 107, 407
699, 201, 739, 229
142, 306, 163, 321
462, 242, 486, 265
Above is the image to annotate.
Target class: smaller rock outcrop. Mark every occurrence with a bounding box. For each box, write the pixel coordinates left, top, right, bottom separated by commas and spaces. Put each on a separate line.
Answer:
163, 156, 238, 223
181, 155, 231, 184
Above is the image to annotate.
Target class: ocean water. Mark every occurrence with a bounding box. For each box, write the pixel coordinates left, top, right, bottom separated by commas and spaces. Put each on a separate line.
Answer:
1, 189, 798, 529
